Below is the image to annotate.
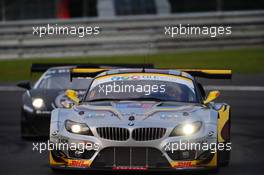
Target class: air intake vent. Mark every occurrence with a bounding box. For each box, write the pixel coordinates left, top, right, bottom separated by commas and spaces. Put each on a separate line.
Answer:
96, 127, 129, 141
132, 128, 166, 141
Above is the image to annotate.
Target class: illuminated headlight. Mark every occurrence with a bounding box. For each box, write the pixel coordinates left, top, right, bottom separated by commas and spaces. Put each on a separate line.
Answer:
32, 98, 44, 109
65, 120, 93, 135
170, 121, 202, 136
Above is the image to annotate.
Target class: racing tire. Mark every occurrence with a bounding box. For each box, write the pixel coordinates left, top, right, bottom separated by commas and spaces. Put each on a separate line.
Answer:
20, 109, 31, 139
20, 120, 38, 139
218, 108, 231, 167
218, 146, 230, 167
218, 110, 231, 167
20, 110, 38, 139
51, 167, 64, 174
209, 167, 220, 174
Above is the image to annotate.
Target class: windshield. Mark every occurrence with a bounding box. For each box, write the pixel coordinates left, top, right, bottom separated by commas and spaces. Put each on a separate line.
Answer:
85, 73, 197, 103
35, 73, 91, 90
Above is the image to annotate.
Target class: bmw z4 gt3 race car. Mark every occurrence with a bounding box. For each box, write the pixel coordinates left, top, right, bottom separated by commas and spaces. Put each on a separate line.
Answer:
49, 68, 231, 172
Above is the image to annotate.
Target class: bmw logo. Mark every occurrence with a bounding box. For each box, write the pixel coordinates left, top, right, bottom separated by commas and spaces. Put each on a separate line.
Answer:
128, 121, 134, 126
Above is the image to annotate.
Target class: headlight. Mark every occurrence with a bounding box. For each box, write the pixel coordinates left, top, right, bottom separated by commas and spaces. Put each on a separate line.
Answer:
65, 120, 93, 135
32, 98, 44, 109
170, 121, 202, 136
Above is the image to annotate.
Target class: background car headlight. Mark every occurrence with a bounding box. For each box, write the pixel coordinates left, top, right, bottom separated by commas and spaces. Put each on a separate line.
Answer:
65, 120, 93, 135
32, 98, 44, 109
170, 121, 202, 136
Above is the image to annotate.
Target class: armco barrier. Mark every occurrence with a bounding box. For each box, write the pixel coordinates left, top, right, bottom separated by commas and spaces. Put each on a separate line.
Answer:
0, 10, 263, 59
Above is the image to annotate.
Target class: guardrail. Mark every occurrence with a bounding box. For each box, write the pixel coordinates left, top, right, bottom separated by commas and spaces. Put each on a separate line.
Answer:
0, 10, 263, 59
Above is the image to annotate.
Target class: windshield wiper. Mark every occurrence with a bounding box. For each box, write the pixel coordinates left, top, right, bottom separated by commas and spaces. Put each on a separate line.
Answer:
87, 98, 119, 102
124, 97, 165, 102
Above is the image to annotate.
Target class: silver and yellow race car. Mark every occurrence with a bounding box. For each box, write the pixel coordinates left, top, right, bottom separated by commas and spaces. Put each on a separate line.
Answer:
49, 68, 231, 172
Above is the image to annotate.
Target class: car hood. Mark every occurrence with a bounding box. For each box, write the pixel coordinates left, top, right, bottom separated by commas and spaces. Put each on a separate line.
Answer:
65, 101, 216, 128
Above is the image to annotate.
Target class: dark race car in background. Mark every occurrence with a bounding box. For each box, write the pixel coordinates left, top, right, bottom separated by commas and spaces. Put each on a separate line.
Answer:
17, 63, 154, 138
17, 66, 90, 138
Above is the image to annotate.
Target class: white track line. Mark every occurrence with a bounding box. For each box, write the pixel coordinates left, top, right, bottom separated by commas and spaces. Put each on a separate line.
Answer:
0, 85, 264, 92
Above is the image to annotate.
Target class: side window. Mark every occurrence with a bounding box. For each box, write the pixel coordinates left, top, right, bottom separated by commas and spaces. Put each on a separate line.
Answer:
197, 82, 206, 99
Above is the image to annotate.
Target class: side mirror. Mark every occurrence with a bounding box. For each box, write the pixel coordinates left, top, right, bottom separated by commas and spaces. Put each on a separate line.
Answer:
203, 91, 220, 104
66, 89, 80, 104
17, 81, 31, 90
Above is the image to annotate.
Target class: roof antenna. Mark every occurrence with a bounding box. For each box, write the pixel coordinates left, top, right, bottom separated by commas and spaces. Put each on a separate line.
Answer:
142, 57, 146, 73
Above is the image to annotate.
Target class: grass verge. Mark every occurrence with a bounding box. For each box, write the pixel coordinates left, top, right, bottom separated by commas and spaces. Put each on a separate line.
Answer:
0, 47, 263, 82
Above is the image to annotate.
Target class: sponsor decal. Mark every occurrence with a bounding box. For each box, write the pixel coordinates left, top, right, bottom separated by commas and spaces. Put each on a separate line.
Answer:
160, 114, 180, 120
68, 160, 90, 167
173, 161, 194, 168
91, 73, 194, 90
111, 75, 142, 81
36, 110, 51, 114
142, 103, 155, 109
46, 69, 70, 75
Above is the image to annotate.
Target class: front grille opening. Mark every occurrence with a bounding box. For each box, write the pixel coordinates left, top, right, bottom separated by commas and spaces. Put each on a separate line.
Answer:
91, 147, 170, 168
96, 127, 129, 141
132, 128, 166, 141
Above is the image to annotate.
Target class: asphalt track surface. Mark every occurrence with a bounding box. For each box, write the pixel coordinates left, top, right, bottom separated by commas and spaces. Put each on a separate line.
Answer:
0, 74, 264, 175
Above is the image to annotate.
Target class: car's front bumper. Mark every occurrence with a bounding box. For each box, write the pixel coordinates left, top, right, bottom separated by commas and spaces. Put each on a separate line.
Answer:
49, 134, 217, 170
50, 150, 217, 171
